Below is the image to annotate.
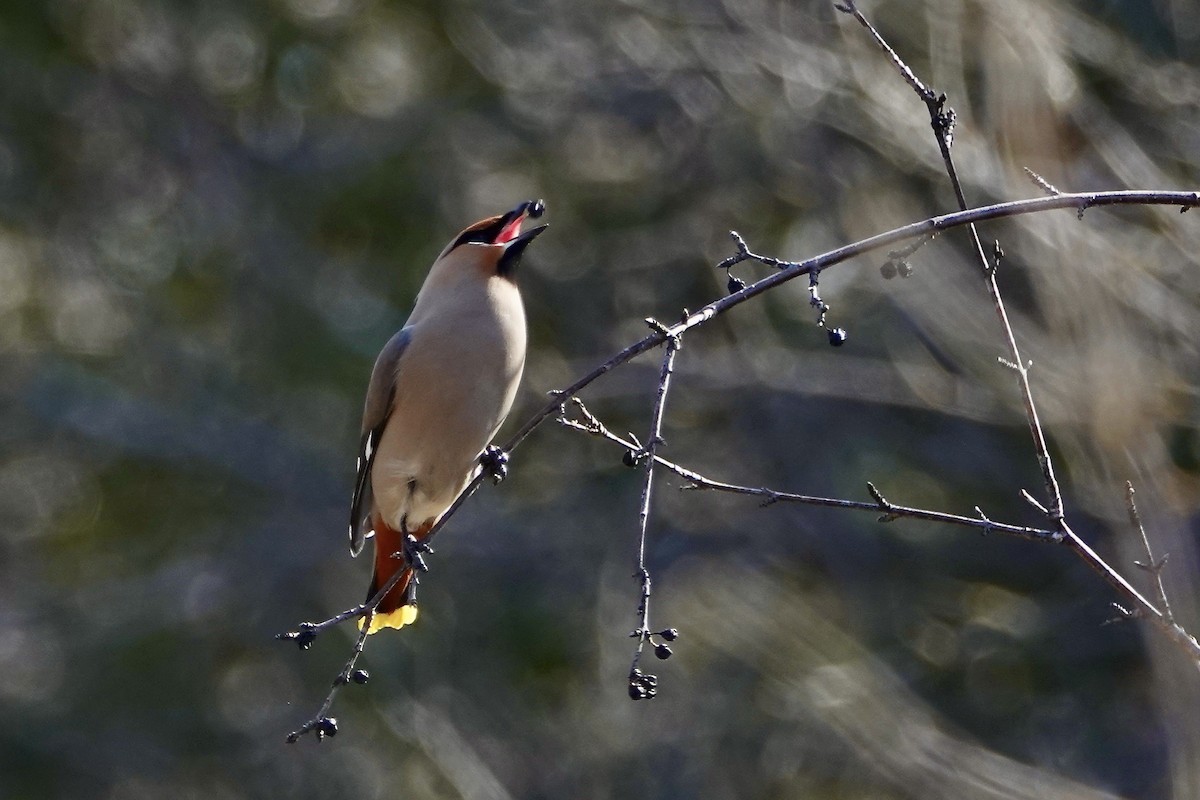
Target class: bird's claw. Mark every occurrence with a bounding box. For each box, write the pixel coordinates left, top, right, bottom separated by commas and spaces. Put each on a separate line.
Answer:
481, 445, 509, 484
403, 534, 433, 572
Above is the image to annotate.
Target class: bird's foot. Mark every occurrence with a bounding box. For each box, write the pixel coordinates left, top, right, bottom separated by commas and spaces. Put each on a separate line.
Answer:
481, 445, 510, 485
402, 534, 433, 572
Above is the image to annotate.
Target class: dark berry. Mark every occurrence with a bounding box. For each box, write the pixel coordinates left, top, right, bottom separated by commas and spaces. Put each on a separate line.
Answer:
727, 275, 747, 294
880, 261, 897, 279
351, 669, 370, 685
827, 327, 848, 347
654, 643, 673, 660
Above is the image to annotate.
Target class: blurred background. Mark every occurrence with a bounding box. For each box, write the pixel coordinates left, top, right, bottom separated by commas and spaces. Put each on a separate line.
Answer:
3, 0, 1200, 797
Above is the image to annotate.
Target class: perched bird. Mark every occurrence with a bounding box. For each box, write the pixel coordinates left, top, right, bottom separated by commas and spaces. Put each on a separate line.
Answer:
349, 200, 547, 634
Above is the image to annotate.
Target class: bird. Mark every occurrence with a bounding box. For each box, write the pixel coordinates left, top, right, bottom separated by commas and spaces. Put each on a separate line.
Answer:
348, 199, 547, 634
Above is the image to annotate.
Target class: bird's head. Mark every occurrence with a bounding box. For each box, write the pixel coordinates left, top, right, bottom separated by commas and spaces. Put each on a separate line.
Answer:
437, 199, 549, 278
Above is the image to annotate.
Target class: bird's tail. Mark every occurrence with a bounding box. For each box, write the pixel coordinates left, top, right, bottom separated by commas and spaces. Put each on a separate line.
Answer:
360, 516, 424, 634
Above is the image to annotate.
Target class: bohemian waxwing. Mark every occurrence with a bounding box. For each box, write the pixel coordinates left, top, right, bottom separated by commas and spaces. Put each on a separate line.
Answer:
349, 199, 547, 634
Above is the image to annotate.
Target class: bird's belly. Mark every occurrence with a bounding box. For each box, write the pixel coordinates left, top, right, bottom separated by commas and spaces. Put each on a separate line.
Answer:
372, 458, 469, 533
370, 344, 515, 533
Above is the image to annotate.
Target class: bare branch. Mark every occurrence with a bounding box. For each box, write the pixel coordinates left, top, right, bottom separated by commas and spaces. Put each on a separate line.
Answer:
507, 189, 1200, 465
838, 1, 1200, 667
560, 400, 1064, 544
627, 332, 682, 700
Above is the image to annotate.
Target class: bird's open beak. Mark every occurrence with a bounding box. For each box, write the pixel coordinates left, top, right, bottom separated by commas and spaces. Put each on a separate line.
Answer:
492, 199, 547, 245
495, 200, 548, 276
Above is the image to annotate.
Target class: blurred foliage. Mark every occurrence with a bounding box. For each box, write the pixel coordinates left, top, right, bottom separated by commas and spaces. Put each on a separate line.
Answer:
3, 0, 1200, 798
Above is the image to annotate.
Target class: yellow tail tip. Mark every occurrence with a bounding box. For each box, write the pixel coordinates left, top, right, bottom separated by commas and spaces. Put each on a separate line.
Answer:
359, 604, 419, 634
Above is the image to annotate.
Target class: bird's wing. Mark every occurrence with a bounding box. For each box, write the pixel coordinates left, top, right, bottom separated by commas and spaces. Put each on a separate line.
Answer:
349, 327, 412, 556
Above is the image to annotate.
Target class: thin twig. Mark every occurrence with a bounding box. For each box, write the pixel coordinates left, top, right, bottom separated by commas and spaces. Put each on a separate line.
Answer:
715, 230, 804, 272
285, 612, 374, 743
836, 2, 935, 103
627, 329, 682, 700
1127, 482, 1175, 624
887, 232, 938, 263
1024, 167, 1062, 196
